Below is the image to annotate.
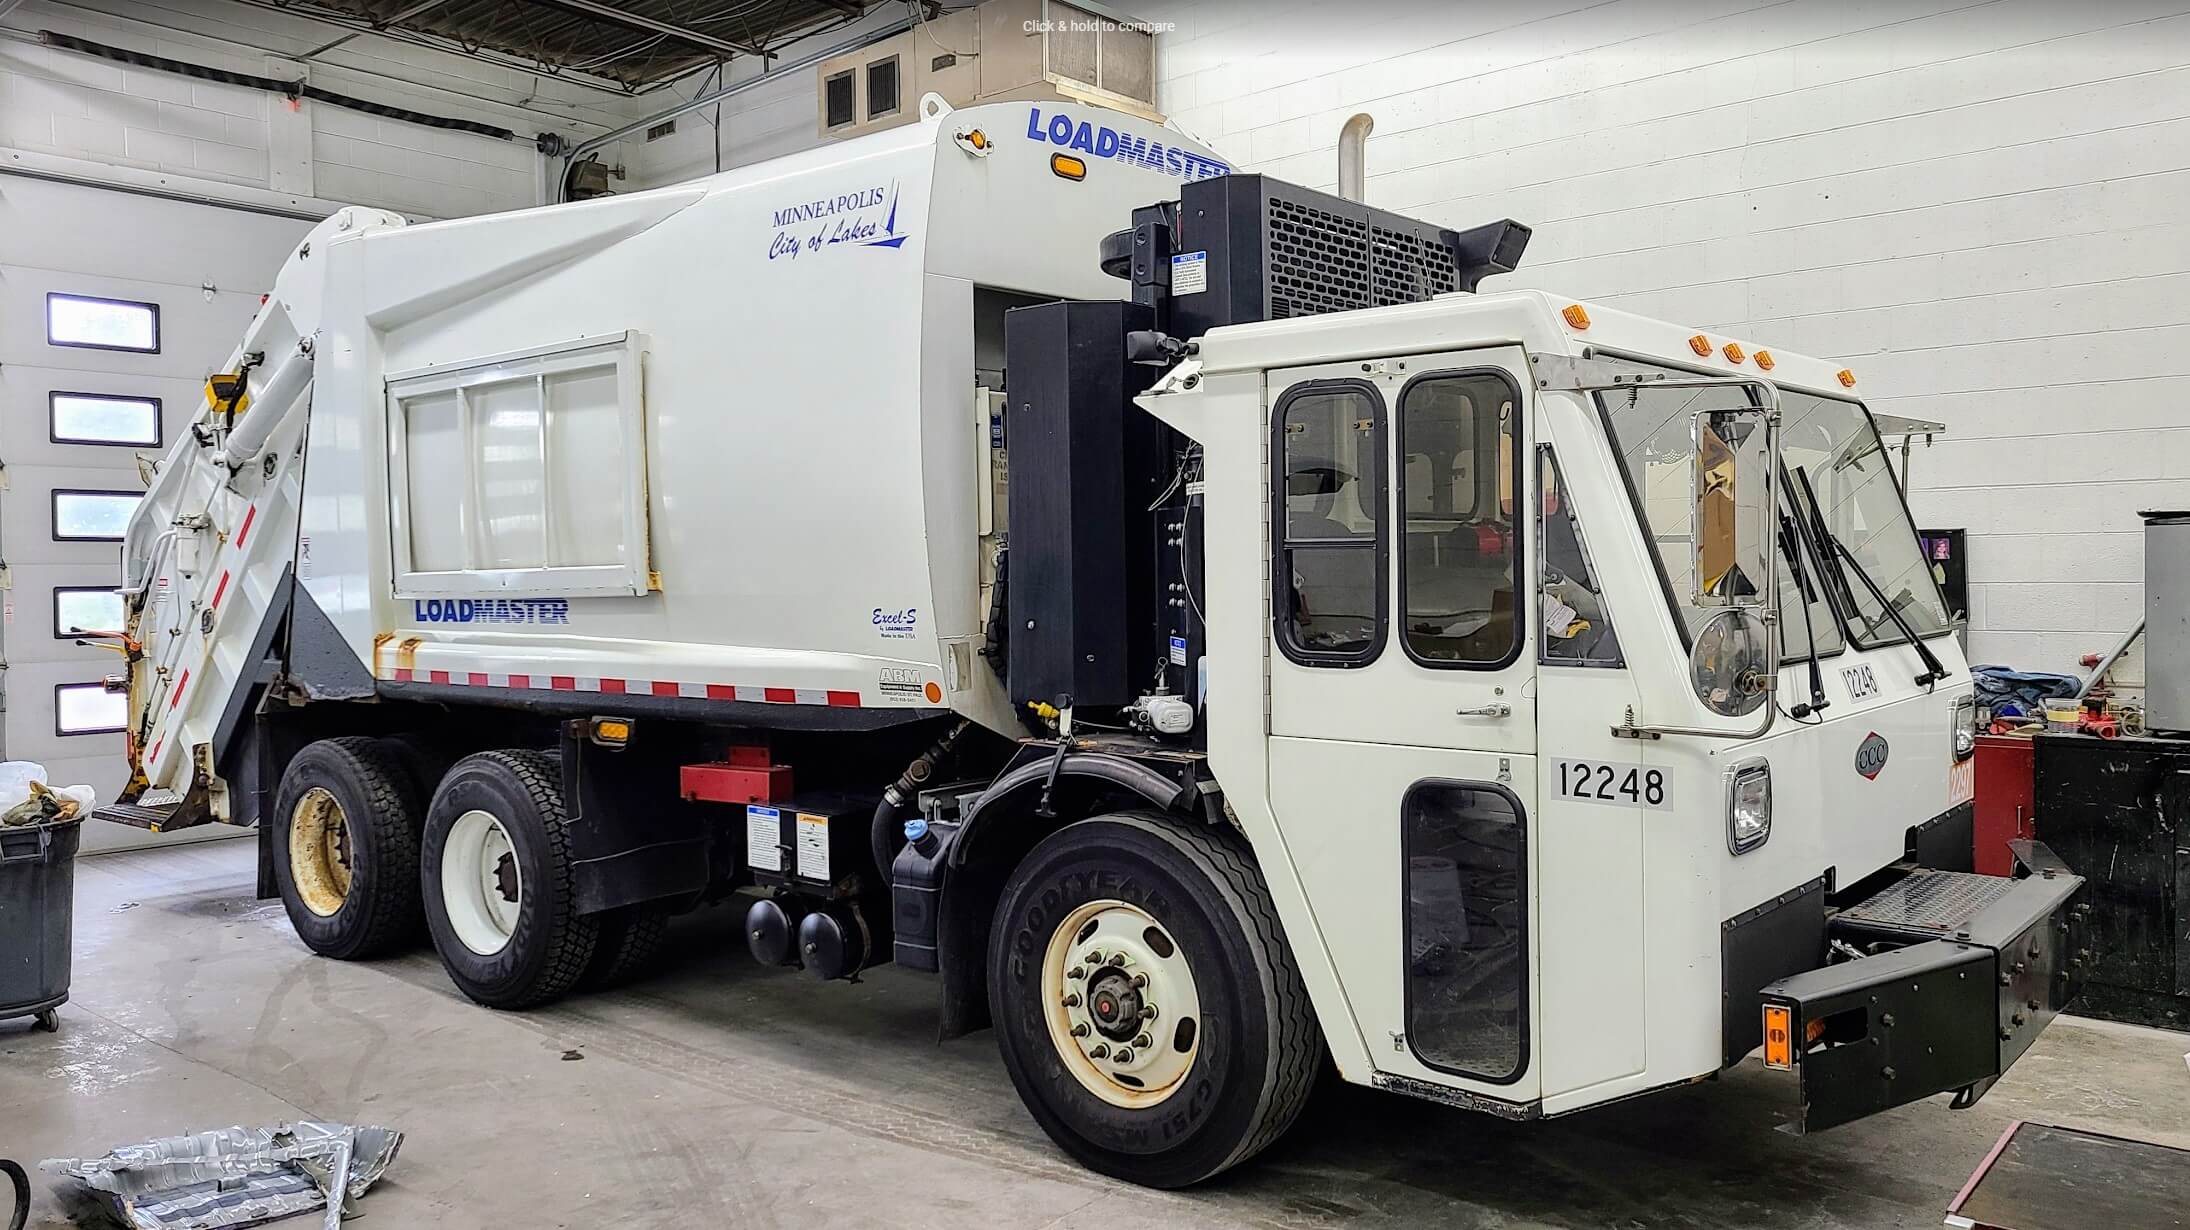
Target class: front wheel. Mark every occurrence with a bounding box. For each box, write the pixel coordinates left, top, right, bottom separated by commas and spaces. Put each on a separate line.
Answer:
421, 750, 598, 1009
989, 812, 1321, 1188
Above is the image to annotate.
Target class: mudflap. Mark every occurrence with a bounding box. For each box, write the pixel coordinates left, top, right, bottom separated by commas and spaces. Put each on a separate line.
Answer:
1759, 842, 2086, 1133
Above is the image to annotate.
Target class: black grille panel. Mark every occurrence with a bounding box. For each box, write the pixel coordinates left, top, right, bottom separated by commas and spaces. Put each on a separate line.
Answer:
1373, 225, 1459, 306
1267, 195, 1371, 318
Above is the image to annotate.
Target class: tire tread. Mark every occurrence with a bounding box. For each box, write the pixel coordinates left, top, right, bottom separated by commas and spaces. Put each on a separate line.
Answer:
1109, 814, 1320, 1175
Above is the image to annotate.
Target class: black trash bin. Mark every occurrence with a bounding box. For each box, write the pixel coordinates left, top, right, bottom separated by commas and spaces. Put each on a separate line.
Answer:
0, 817, 79, 1033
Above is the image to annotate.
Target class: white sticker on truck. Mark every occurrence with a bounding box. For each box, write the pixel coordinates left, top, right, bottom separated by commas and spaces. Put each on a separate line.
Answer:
1171, 251, 1207, 295
796, 812, 831, 881
746, 805, 782, 872
1554, 760, 1669, 809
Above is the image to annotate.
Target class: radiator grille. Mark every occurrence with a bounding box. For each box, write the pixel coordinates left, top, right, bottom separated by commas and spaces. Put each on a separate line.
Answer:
1373, 225, 1459, 305
1267, 196, 1371, 318
1265, 194, 1459, 319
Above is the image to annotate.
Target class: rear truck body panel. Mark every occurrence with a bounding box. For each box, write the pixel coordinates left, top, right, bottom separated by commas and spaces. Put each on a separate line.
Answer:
120, 98, 1231, 806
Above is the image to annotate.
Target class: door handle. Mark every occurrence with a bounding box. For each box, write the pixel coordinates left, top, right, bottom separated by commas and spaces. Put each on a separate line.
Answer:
1455, 703, 1511, 718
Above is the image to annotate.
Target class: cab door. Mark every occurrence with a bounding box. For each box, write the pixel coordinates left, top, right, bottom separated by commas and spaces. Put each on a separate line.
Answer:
1262, 348, 1540, 1101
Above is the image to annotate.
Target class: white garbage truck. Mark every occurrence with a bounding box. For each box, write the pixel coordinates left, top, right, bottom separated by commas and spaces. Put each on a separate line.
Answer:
103, 94, 2087, 1187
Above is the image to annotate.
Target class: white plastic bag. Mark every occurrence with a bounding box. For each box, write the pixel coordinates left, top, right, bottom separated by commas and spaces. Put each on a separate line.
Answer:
54, 784, 97, 814
0, 760, 49, 811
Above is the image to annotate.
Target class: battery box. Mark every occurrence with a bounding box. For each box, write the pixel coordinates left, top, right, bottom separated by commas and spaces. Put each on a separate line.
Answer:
744, 794, 878, 892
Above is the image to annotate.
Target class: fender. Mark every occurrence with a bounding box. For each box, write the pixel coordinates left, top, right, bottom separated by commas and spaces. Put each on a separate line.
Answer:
933, 748, 1199, 1038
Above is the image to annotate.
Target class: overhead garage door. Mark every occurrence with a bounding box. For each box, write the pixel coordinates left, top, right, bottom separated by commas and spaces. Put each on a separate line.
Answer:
0, 175, 313, 852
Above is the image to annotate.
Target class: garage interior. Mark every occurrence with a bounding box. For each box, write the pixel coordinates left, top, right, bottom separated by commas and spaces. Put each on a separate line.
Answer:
4, 0, 2190, 1227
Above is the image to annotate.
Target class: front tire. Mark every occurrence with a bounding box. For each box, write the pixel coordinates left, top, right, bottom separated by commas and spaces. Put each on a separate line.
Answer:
421, 750, 598, 1009
989, 812, 1320, 1188
271, 737, 425, 959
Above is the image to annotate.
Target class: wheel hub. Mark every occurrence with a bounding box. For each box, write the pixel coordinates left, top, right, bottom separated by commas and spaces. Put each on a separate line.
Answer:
1040, 899, 1201, 1109
442, 808, 523, 957
288, 787, 353, 918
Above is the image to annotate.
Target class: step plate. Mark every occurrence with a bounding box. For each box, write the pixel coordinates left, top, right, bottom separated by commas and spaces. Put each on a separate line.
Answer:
1837, 868, 2016, 943
88, 802, 181, 831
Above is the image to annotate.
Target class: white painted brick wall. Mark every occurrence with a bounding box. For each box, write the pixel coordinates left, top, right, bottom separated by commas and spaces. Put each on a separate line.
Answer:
1133, 0, 2190, 673
1, 0, 631, 218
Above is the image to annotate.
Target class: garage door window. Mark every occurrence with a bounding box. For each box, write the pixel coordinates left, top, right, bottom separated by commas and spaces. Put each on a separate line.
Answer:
55, 587, 125, 638
55, 683, 126, 735
51, 392, 162, 447
47, 292, 160, 353
54, 490, 143, 541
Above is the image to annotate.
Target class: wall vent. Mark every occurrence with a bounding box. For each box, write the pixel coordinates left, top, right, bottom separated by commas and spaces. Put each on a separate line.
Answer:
645, 119, 677, 142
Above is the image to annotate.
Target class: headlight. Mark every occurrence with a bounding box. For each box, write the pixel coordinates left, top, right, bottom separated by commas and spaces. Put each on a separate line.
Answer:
1951, 693, 1977, 761
1727, 759, 1772, 854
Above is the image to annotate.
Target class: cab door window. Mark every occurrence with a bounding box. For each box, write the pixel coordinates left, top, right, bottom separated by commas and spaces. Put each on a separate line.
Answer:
1398, 372, 1522, 667
1273, 381, 1385, 665
1538, 447, 1621, 665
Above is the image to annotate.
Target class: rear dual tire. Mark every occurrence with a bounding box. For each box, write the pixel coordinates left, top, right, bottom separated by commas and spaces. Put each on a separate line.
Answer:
420, 750, 599, 1009
271, 737, 425, 960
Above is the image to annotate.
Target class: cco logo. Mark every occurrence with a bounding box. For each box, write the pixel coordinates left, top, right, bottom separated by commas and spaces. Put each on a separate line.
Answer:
1855, 731, 1890, 780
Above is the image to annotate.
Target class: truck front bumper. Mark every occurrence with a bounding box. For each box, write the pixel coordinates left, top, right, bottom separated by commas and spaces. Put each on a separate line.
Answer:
1758, 842, 2087, 1133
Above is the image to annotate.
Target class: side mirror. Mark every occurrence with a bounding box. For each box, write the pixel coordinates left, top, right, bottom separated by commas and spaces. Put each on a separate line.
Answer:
1689, 404, 1777, 717
1692, 607, 1772, 717
1690, 406, 1773, 609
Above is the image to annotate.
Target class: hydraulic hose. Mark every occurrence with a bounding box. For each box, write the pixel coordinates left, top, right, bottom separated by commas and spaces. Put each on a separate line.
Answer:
870, 721, 971, 884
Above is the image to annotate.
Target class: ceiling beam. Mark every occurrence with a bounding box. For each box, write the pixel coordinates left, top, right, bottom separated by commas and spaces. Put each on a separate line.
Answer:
300, 0, 456, 62
531, 0, 767, 58
812, 1, 867, 14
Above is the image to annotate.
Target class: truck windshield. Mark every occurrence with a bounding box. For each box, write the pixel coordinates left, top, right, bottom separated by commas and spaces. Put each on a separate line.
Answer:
1596, 377, 1949, 656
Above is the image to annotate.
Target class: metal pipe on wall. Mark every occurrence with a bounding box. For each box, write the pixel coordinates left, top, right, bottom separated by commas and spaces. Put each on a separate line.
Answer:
558, 13, 915, 201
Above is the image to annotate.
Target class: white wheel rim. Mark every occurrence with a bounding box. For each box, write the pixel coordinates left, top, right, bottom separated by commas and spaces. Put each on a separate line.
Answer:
288, 787, 351, 918
442, 808, 521, 956
1041, 899, 1202, 1109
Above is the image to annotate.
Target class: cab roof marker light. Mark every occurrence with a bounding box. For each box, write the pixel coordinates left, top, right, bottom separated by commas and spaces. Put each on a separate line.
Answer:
1837, 368, 1857, 387
1561, 303, 1590, 329
1753, 350, 1775, 371
1688, 334, 1712, 356
1723, 342, 1745, 364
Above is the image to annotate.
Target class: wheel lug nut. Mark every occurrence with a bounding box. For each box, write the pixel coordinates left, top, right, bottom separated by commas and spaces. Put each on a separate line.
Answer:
1067, 967, 1085, 980
1089, 1043, 1110, 1059
1084, 952, 1102, 966
1131, 973, 1147, 988
1134, 1033, 1152, 1049
1115, 1047, 1134, 1063
1140, 1005, 1157, 1020
1071, 1023, 1090, 1038
1062, 993, 1081, 1007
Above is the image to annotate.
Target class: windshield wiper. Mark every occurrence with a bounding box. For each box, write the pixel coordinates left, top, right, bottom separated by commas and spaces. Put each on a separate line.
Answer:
1794, 466, 1946, 689
1776, 506, 1829, 717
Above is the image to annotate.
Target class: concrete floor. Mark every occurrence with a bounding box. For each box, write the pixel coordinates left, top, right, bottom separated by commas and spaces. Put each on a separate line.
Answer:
4, 842, 2186, 1229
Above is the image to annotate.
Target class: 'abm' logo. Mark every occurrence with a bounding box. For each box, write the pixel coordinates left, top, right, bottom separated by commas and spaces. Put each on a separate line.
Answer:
1026, 108, 1229, 182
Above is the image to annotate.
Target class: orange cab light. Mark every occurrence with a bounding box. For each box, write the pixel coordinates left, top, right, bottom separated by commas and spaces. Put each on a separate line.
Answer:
1561, 303, 1591, 330
1753, 349, 1775, 371
1723, 342, 1745, 364
1837, 368, 1858, 388
1050, 153, 1087, 180
966, 129, 988, 150
1688, 334, 1712, 357
1762, 1004, 1795, 1070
